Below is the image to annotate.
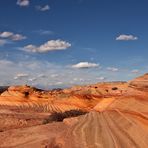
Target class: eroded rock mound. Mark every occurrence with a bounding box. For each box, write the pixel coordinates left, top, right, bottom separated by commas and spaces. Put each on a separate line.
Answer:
1, 85, 44, 98
129, 73, 148, 91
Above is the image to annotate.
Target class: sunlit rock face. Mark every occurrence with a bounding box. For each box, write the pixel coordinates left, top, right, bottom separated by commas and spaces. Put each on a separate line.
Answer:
0, 74, 148, 148
129, 73, 148, 91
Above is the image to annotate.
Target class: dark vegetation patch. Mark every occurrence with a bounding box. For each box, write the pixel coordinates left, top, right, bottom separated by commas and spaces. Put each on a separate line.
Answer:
51, 88, 63, 92
24, 91, 29, 97
35, 88, 44, 92
0, 86, 9, 94
43, 110, 87, 124
112, 87, 118, 90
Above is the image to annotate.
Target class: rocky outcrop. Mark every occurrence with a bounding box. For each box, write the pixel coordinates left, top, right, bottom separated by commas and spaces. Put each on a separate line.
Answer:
129, 73, 148, 91
1, 85, 44, 98
0, 82, 129, 113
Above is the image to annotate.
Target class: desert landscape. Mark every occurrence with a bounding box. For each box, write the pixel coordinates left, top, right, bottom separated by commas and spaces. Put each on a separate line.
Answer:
0, 73, 148, 148
0, 0, 148, 148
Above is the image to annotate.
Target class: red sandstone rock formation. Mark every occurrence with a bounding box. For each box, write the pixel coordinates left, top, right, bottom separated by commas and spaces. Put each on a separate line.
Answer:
0, 74, 148, 148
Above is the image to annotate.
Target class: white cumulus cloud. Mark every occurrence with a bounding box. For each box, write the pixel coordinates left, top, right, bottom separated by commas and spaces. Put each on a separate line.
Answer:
0, 31, 26, 41
17, 0, 29, 7
36, 5, 50, 11
131, 69, 139, 74
72, 62, 99, 69
35, 30, 53, 35
1, 58, 145, 88
96, 76, 106, 81
22, 39, 71, 53
116, 34, 138, 41
14, 73, 29, 80
107, 67, 119, 72
11, 34, 26, 41
0, 32, 13, 38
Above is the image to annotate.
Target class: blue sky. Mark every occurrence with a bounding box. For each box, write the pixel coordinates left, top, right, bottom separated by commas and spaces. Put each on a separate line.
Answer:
0, 0, 148, 88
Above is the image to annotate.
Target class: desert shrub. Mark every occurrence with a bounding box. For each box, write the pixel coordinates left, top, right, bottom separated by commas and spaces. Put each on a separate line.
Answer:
105, 89, 109, 92
24, 91, 29, 97
112, 87, 118, 90
51, 88, 63, 91
43, 110, 87, 124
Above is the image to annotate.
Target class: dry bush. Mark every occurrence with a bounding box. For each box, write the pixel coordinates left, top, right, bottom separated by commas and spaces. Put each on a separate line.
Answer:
43, 109, 87, 124
112, 87, 118, 90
